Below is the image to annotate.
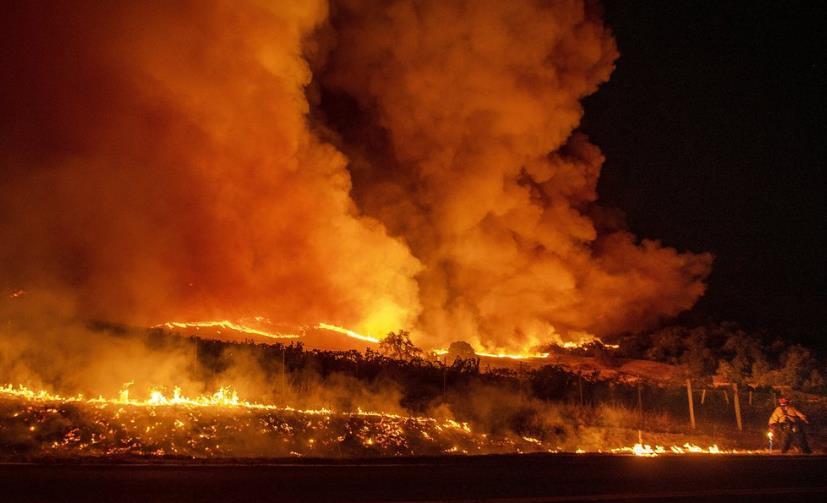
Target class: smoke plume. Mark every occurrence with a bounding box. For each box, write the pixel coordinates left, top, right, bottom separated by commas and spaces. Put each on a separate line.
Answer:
0, 1, 421, 335
1, 1, 711, 354
318, 0, 712, 351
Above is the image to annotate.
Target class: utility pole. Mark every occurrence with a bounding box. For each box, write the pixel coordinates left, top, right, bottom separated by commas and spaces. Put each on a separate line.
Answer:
733, 382, 743, 432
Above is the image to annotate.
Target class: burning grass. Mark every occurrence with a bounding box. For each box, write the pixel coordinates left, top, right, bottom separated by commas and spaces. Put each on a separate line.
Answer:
0, 384, 769, 460
0, 311, 800, 460
0, 384, 526, 459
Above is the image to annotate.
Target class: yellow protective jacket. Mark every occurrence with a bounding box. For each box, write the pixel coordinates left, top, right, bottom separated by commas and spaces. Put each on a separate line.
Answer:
768, 405, 808, 426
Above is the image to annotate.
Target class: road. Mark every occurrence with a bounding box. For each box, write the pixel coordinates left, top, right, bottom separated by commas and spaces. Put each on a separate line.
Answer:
1, 454, 825, 502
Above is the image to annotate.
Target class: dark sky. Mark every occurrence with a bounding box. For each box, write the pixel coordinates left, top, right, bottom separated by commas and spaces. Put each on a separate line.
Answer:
583, 1, 825, 349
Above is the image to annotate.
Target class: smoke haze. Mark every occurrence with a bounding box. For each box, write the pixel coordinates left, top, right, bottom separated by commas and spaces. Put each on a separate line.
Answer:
0, 1, 421, 337
1, 1, 711, 354
318, 0, 712, 351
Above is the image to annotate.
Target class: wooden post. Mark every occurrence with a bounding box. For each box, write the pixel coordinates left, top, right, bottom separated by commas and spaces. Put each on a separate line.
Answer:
686, 379, 696, 430
723, 390, 729, 404
700, 389, 706, 405
733, 383, 743, 432
281, 347, 286, 397
442, 356, 447, 397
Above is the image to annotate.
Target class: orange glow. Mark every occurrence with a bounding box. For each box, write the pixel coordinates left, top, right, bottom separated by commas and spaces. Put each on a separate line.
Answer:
0, 0, 713, 359
316, 323, 382, 344
612, 443, 753, 457
432, 333, 619, 361
433, 348, 550, 360
1, 384, 769, 458
157, 321, 300, 340
1, 383, 423, 420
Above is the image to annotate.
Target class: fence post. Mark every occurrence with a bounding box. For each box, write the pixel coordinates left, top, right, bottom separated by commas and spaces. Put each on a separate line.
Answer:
686, 379, 696, 430
443, 356, 447, 397
733, 383, 743, 432
281, 347, 286, 397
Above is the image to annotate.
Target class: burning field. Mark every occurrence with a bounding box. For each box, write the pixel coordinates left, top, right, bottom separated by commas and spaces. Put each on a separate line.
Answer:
0, 384, 491, 459
0, 0, 712, 359
1, 383, 753, 461
2, 2, 820, 483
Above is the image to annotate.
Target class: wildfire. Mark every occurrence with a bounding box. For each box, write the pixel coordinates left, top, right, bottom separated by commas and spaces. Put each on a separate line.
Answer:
157, 320, 300, 340
1, 383, 770, 460
315, 323, 382, 344
433, 349, 551, 360
155, 317, 622, 362
0, 383, 487, 458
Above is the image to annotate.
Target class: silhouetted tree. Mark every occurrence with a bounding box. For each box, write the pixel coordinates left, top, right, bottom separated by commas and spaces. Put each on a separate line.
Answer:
379, 330, 422, 362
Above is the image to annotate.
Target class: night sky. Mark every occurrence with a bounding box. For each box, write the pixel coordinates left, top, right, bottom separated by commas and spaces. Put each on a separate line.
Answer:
583, 1, 825, 349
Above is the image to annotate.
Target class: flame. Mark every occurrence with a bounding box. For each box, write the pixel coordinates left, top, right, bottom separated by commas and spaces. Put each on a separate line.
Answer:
0, 383, 447, 421
316, 323, 382, 344
155, 317, 619, 361
157, 319, 382, 345
1, 384, 771, 458
475, 351, 550, 360
433, 348, 550, 360
613, 443, 748, 457
157, 321, 300, 340
0, 383, 482, 458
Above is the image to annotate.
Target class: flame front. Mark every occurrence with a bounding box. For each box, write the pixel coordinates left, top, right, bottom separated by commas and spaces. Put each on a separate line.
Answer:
316, 323, 382, 344
1, 384, 767, 459
0, 383, 480, 458
158, 321, 299, 340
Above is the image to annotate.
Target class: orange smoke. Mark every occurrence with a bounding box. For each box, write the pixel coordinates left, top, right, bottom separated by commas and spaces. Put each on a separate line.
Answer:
0, 1, 420, 335
0, 1, 711, 354
320, 0, 712, 352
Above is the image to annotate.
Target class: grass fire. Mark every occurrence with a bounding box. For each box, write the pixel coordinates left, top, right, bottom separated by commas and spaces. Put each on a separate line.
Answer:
1, 0, 824, 501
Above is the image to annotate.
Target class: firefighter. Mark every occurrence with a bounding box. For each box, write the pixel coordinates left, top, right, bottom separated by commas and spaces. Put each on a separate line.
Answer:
768, 397, 811, 454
